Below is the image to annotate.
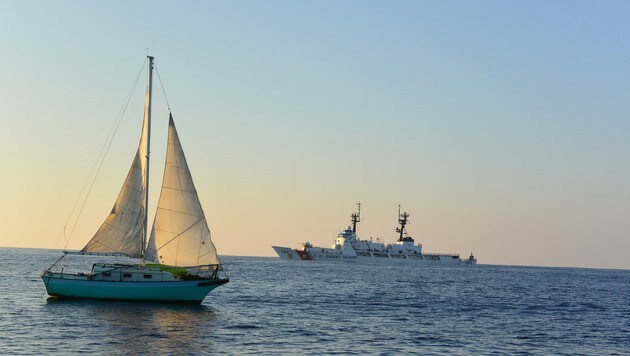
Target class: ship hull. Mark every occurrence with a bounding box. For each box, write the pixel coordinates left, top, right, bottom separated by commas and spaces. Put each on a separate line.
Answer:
272, 246, 475, 265
41, 274, 228, 304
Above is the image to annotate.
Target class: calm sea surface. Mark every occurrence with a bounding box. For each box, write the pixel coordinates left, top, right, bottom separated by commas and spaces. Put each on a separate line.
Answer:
0, 248, 628, 355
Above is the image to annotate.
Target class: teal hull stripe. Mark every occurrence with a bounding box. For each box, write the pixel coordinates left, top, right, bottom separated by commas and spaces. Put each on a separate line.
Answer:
42, 276, 225, 303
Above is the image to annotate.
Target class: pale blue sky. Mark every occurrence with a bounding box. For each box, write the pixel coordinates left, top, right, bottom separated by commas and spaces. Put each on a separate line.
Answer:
1, 1, 629, 268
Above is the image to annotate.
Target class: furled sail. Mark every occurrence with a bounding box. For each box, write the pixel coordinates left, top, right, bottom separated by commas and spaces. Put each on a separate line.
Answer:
146, 114, 220, 267
80, 91, 150, 257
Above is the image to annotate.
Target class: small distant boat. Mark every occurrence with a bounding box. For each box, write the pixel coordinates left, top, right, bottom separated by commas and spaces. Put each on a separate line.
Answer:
273, 203, 477, 265
42, 56, 228, 303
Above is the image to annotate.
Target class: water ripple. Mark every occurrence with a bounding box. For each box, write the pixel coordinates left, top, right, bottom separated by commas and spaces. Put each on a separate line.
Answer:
0, 248, 628, 354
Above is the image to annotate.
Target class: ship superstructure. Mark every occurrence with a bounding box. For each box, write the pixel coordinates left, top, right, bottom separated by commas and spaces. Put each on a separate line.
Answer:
273, 203, 476, 265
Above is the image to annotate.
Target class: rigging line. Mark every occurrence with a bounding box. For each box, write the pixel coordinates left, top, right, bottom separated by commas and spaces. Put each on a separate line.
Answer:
88, 238, 133, 256
154, 63, 172, 113
172, 119, 187, 266
63, 59, 147, 250
154, 217, 205, 252
54, 59, 147, 250
196, 218, 204, 267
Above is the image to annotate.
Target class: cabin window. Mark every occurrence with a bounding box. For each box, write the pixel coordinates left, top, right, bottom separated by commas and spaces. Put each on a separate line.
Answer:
102, 272, 111, 277
143, 274, 152, 279
123, 273, 132, 278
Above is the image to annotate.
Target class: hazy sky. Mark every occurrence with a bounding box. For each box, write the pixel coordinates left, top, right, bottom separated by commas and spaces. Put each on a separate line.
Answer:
1, 1, 629, 269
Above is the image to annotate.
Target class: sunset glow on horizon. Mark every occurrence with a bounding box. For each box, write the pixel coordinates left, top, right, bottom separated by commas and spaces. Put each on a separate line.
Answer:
1, 1, 629, 269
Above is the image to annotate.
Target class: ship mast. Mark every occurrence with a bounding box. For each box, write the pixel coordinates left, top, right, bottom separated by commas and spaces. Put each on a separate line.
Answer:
141, 55, 154, 265
396, 205, 410, 242
351, 202, 361, 233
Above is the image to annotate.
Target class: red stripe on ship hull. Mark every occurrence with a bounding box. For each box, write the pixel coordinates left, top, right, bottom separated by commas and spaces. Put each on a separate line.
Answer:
295, 250, 312, 260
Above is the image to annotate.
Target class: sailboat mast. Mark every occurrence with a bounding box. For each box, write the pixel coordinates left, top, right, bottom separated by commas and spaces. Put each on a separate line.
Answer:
142, 55, 154, 264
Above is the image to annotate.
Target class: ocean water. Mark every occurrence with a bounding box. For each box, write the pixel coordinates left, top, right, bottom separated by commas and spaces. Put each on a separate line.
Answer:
0, 248, 628, 355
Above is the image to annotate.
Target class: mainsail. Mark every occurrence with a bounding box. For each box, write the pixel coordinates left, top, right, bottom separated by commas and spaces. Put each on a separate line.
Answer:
80, 91, 150, 257
145, 114, 220, 267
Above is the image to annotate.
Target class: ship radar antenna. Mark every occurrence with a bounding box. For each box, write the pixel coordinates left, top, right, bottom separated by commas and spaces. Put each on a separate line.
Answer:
351, 201, 361, 233
396, 205, 411, 242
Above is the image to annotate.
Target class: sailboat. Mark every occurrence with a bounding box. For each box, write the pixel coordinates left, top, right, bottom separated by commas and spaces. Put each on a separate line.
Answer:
41, 56, 229, 303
